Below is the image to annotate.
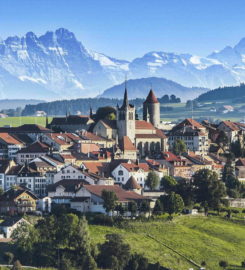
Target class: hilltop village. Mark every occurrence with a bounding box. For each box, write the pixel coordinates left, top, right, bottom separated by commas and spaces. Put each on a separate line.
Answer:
0, 87, 244, 219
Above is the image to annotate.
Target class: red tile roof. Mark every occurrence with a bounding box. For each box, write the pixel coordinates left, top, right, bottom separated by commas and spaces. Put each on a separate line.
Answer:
121, 162, 150, 172
174, 118, 204, 130
221, 121, 240, 131
124, 176, 141, 190
83, 162, 108, 175
136, 120, 155, 130
144, 89, 159, 104
162, 151, 182, 162
0, 133, 23, 145
84, 185, 144, 202
119, 136, 136, 151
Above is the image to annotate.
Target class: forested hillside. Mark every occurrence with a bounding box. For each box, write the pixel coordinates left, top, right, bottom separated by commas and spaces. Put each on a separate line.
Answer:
22, 94, 181, 116
197, 83, 245, 101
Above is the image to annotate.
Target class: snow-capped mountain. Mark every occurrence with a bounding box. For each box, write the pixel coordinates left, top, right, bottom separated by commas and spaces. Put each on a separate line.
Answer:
1, 28, 245, 100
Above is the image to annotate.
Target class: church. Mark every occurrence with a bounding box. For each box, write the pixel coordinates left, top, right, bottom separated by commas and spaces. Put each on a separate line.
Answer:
93, 87, 168, 159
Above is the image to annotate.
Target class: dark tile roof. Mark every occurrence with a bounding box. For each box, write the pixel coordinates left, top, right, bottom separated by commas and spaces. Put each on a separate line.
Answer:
47, 179, 88, 193
50, 115, 92, 126
0, 187, 38, 201
0, 216, 24, 227
18, 141, 49, 154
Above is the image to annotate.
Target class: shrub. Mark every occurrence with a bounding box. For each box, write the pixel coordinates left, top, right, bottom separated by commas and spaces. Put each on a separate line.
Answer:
219, 260, 228, 269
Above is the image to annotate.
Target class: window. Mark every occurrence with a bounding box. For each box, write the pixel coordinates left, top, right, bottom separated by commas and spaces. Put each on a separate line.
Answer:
118, 170, 123, 176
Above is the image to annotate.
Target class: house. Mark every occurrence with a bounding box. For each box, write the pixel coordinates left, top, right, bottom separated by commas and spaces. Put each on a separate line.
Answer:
112, 161, 153, 188
0, 187, 38, 214
0, 133, 24, 159
16, 141, 50, 165
47, 179, 88, 205
0, 217, 29, 238
217, 121, 245, 143
0, 124, 52, 141
235, 158, 245, 182
168, 118, 209, 154
78, 130, 114, 148
49, 115, 94, 132
0, 160, 17, 190
73, 185, 146, 214
161, 152, 192, 179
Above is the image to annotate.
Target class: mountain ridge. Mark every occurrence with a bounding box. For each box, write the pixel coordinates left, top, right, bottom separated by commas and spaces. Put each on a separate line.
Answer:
1, 28, 245, 100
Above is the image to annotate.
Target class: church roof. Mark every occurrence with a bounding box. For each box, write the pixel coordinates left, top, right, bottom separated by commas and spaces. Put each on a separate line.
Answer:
119, 136, 136, 151
136, 120, 155, 130
144, 89, 159, 104
124, 176, 141, 190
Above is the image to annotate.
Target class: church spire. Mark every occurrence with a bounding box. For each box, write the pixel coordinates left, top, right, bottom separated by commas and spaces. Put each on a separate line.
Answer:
89, 106, 93, 118
122, 77, 129, 108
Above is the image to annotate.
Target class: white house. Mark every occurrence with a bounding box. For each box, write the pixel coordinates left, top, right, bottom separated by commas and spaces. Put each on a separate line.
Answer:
0, 217, 29, 238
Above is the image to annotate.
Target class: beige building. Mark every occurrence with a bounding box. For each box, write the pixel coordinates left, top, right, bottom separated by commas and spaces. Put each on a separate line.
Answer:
93, 88, 167, 159
168, 118, 209, 155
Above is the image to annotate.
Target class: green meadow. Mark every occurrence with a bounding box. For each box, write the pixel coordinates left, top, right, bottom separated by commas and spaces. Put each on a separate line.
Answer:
90, 215, 245, 270
0, 117, 52, 127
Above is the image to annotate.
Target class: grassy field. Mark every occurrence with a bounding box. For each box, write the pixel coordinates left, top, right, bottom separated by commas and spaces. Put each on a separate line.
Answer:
0, 117, 52, 127
89, 215, 245, 270
160, 100, 245, 122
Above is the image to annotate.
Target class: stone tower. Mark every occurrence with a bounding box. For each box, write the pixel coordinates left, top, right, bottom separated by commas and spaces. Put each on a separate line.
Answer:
143, 89, 160, 127
117, 88, 136, 143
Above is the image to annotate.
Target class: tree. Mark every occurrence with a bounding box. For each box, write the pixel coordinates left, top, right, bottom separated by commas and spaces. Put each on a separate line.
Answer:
12, 260, 22, 270
101, 190, 118, 214
97, 234, 131, 270
222, 158, 241, 197
219, 260, 228, 269
231, 140, 242, 158
3, 252, 14, 265
95, 106, 116, 121
125, 253, 149, 270
153, 199, 163, 216
139, 200, 151, 216
241, 259, 245, 268
128, 201, 138, 217
162, 192, 184, 216
216, 130, 229, 150
193, 169, 226, 211
145, 171, 159, 190
161, 175, 177, 193
175, 178, 195, 208
72, 216, 97, 269
172, 139, 187, 155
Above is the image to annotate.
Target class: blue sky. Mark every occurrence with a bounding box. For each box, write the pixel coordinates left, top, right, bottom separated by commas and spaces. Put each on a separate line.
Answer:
1, 0, 245, 60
